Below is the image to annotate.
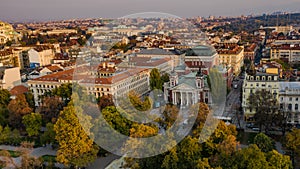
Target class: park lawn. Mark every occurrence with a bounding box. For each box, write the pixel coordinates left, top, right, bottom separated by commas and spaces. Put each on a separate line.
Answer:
41, 155, 56, 163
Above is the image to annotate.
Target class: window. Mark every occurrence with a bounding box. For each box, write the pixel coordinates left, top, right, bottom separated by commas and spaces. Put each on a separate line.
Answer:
289, 97, 292, 101
296, 104, 298, 111
288, 104, 292, 111
296, 98, 299, 101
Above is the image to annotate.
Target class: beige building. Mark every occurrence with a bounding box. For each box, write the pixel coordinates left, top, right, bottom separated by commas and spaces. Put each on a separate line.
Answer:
270, 44, 300, 62
242, 71, 279, 122
28, 63, 150, 106
0, 67, 21, 90
215, 43, 244, 76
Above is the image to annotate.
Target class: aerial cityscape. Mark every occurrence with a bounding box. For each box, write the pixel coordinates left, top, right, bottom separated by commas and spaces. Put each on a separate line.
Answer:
0, 1, 300, 169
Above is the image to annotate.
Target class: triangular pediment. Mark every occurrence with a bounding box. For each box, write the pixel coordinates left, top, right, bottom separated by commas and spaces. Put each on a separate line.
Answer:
172, 83, 196, 90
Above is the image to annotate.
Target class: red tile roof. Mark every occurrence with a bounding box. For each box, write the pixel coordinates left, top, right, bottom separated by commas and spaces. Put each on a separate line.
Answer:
10, 85, 28, 96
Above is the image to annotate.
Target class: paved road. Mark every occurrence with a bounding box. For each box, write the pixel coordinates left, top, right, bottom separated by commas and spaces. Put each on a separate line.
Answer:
87, 154, 120, 169
0, 144, 60, 169
223, 78, 244, 128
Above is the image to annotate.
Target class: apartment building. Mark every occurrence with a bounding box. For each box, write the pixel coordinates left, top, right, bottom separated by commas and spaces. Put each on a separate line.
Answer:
270, 44, 300, 62
215, 43, 244, 76
279, 82, 300, 125
242, 71, 279, 122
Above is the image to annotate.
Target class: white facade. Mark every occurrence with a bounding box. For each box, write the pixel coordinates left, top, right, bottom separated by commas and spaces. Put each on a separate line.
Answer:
279, 82, 300, 124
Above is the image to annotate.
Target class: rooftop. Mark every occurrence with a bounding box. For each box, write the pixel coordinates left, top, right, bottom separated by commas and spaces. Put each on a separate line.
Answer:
185, 45, 217, 56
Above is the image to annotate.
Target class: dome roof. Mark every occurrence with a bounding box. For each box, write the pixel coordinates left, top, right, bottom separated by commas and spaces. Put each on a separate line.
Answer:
185, 45, 217, 56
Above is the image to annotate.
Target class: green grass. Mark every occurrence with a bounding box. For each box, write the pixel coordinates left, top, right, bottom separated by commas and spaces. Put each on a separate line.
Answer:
41, 155, 56, 163
0, 149, 22, 158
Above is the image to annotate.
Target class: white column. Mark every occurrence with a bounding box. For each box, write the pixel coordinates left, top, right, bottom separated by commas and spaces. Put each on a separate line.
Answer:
180, 92, 183, 106
172, 91, 175, 105
174, 91, 177, 105
186, 92, 189, 106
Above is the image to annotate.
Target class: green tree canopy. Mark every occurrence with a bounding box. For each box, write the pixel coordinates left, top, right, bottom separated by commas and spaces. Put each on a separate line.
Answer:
22, 113, 42, 137
254, 133, 275, 153
150, 68, 163, 90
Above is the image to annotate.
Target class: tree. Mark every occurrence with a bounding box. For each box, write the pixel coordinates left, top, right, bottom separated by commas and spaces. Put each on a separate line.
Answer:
17, 141, 42, 169
54, 103, 98, 168
0, 89, 10, 107
22, 113, 42, 137
0, 89, 10, 126
150, 68, 163, 90
247, 90, 278, 133
40, 123, 56, 145
39, 96, 64, 124
7, 94, 32, 129
266, 150, 292, 169
254, 133, 275, 153
159, 104, 179, 129
161, 73, 170, 83
98, 94, 114, 110
24, 92, 35, 110
285, 128, 300, 168
231, 144, 268, 169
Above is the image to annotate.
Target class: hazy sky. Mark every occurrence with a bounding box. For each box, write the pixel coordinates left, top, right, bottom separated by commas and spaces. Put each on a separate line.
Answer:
1, 0, 300, 22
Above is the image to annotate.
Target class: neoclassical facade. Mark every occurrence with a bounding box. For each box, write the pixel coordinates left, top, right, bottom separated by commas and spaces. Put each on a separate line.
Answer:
164, 69, 211, 107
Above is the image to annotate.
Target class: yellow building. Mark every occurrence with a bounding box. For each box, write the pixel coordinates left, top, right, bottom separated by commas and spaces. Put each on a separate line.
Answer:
0, 21, 18, 44
215, 43, 244, 76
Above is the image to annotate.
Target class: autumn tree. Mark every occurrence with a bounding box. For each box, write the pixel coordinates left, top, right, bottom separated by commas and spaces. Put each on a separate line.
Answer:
22, 113, 42, 137
98, 94, 114, 110
54, 103, 98, 168
7, 94, 32, 129
158, 104, 179, 130
38, 96, 64, 124
266, 150, 292, 169
285, 128, 300, 168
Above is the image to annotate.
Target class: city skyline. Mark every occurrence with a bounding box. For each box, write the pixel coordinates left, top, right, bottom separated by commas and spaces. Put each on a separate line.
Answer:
1, 0, 300, 22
